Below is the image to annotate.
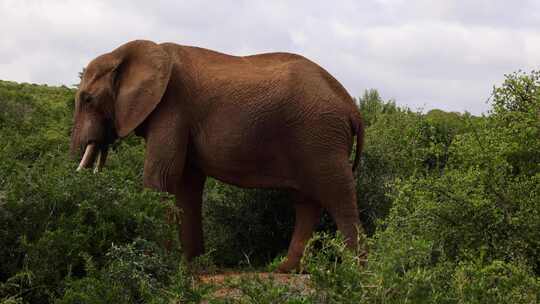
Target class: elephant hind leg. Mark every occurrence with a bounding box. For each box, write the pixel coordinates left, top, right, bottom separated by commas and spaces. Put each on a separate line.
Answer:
276, 196, 321, 273
320, 172, 362, 253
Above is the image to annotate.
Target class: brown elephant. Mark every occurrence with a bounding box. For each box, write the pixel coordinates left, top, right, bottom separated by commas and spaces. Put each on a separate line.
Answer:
70, 40, 364, 272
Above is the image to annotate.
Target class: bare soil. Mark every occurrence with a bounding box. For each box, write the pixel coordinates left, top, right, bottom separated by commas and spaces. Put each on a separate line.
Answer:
198, 271, 311, 300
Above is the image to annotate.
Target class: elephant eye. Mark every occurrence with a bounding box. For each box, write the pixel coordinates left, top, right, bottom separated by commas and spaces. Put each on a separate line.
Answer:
79, 92, 93, 104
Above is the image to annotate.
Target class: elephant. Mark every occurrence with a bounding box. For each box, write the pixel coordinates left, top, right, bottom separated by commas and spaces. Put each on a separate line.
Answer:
70, 39, 365, 272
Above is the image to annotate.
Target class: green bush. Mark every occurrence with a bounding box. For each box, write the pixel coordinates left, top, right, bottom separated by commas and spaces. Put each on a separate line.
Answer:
356, 91, 470, 235
1, 68, 539, 303
0, 81, 181, 302
57, 240, 210, 304
452, 259, 540, 304
352, 70, 540, 302
356, 106, 424, 233
382, 71, 540, 271
302, 233, 366, 303
0, 158, 179, 301
297, 231, 539, 304
203, 180, 294, 267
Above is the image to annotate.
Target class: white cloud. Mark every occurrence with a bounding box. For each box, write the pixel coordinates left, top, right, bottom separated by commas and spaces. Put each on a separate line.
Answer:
1, 0, 539, 114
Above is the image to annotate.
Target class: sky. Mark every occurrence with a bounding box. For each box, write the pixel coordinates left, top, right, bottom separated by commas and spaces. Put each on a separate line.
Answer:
1, 0, 540, 114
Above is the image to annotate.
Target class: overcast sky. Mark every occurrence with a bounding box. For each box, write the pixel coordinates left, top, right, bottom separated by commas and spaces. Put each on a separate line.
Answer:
2, 0, 539, 114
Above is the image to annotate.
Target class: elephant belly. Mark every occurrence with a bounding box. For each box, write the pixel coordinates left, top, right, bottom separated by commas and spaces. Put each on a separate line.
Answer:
210, 170, 298, 189
193, 131, 299, 189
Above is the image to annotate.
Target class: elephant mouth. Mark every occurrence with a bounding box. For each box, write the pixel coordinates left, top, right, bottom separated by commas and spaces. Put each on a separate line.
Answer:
76, 142, 109, 173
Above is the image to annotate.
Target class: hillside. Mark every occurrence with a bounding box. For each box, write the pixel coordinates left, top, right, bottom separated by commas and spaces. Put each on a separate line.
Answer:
0, 75, 539, 303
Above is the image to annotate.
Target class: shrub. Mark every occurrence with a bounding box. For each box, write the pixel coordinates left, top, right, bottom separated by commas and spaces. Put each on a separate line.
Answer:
302, 232, 366, 303
1, 69, 539, 303
57, 240, 211, 304
203, 180, 294, 267
452, 259, 540, 304
0, 156, 179, 301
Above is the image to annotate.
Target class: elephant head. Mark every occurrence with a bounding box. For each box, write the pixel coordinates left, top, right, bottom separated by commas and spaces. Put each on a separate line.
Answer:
70, 40, 172, 172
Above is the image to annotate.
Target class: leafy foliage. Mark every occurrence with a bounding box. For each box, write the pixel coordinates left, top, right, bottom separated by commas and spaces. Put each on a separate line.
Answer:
1, 68, 539, 303
0, 81, 180, 302
57, 240, 211, 304
203, 181, 294, 266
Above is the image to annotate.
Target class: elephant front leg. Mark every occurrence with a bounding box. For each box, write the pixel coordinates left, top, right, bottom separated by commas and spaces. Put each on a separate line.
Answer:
175, 167, 206, 260
143, 159, 206, 260
143, 157, 184, 252
142, 129, 191, 256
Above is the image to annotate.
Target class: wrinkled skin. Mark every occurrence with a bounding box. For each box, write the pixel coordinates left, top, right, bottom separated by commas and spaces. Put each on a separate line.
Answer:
70, 40, 365, 272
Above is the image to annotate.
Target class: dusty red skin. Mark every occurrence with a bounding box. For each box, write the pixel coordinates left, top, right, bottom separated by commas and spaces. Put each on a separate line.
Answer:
70, 40, 365, 272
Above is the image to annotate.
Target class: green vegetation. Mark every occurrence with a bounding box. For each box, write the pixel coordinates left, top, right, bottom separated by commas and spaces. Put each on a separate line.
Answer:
1, 70, 539, 303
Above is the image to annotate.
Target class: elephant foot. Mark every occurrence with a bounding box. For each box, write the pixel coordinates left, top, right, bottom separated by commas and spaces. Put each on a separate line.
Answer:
275, 257, 301, 273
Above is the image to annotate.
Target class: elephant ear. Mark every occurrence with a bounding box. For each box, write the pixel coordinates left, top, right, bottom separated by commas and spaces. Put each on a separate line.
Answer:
112, 40, 172, 137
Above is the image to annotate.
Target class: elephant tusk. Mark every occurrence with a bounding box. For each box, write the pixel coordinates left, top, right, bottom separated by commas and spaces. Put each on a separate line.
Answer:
93, 148, 108, 174
76, 144, 97, 172
93, 151, 102, 174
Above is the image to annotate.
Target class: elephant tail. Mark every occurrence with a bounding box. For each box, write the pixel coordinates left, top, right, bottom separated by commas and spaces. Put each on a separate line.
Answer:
351, 115, 364, 173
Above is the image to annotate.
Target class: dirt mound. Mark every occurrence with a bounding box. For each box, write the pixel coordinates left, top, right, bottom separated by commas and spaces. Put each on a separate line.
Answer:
199, 272, 310, 300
